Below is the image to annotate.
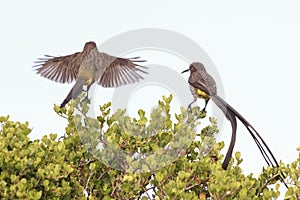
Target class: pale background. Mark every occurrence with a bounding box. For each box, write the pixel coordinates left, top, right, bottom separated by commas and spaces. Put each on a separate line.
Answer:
1, 0, 299, 194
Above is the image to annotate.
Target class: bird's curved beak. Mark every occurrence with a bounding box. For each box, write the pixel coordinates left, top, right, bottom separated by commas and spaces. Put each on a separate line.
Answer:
181, 69, 190, 74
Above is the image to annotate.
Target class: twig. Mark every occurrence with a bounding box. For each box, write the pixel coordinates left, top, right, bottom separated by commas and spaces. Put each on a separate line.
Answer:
97, 168, 109, 180
57, 113, 68, 119
220, 190, 235, 199
262, 175, 279, 190
85, 169, 93, 195
141, 185, 151, 200
185, 182, 200, 191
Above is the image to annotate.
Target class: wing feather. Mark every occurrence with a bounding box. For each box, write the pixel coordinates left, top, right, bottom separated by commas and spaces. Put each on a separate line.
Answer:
33, 52, 83, 83
97, 56, 147, 87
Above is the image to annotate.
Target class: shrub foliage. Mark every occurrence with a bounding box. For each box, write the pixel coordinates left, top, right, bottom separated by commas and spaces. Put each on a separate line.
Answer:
0, 95, 299, 199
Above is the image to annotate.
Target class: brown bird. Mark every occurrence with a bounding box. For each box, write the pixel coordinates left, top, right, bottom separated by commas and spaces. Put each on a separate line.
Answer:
182, 62, 287, 187
34, 41, 147, 107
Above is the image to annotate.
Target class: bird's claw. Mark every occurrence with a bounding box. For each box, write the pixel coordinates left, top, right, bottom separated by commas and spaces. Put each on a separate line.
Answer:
201, 108, 207, 113
82, 96, 91, 104
187, 105, 192, 113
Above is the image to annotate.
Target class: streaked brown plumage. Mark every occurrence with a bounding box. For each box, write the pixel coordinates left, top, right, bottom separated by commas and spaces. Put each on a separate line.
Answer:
182, 62, 287, 187
34, 41, 147, 107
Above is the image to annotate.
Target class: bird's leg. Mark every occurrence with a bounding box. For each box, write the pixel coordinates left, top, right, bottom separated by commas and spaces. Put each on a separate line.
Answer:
82, 84, 92, 104
187, 97, 197, 112
86, 84, 92, 97
201, 99, 210, 112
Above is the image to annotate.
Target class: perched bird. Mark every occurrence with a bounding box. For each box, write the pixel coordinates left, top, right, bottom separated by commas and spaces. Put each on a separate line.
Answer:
34, 41, 147, 107
182, 62, 287, 187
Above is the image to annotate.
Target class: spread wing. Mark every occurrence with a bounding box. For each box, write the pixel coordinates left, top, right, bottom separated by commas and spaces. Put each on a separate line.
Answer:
33, 52, 83, 83
96, 55, 147, 87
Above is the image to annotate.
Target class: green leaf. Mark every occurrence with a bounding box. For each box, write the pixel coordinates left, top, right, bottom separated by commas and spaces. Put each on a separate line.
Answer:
1, 94, 298, 199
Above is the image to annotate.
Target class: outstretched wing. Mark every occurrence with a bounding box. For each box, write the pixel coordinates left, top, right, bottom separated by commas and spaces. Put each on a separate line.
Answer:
96, 54, 147, 87
33, 52, 83, 83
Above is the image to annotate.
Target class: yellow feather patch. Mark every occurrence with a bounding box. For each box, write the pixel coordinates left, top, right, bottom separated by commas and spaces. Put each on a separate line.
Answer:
85, 78, 93, 85
197, 89, 207, 96
197, 89, 209, 100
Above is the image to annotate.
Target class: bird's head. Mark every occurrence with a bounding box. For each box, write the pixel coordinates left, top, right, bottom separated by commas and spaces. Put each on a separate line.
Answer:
83, 41, 97, 52
181, 62, 206, 74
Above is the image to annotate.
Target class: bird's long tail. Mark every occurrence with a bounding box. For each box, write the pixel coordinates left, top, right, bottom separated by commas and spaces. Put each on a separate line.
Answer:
211, 95, 287, 187
60, 79, 85, 108
212, 95, 279, 167
211, 95, 237, 170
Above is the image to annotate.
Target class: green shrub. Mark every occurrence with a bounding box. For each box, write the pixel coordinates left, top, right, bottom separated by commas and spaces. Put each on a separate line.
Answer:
0, 95, 299, 199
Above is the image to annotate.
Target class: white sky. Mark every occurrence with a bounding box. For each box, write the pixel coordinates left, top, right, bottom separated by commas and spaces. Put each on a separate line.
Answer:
1, 0, 300, 193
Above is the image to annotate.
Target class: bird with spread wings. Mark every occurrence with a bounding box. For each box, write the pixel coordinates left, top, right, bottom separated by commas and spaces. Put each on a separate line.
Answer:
34, 41, 147, 107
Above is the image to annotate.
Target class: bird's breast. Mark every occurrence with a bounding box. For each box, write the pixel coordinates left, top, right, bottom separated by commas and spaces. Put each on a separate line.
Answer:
78, 65, 95, 85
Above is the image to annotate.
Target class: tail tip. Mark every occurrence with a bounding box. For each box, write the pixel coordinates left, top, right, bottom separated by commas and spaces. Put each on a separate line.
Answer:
60, 101, 67, 108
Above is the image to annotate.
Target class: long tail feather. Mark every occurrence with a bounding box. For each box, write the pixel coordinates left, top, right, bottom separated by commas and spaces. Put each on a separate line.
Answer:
211, 96, 237, 169
60, 79, 85, 108
212, 95, 288, 188
213, 95, 279, 167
